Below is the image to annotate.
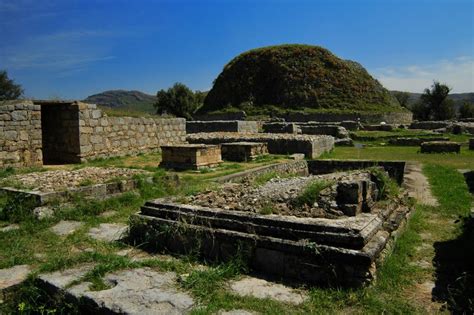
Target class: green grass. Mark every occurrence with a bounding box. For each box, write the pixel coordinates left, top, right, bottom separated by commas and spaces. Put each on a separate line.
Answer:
1, 150, 472, 313
321, 145, 474, 169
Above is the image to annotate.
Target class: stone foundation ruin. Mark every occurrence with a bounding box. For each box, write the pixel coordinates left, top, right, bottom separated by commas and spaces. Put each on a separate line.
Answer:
130, 160, 411, 287
187, 132, 334, 159
420, 141, 461, 153
0, 167, 149, 210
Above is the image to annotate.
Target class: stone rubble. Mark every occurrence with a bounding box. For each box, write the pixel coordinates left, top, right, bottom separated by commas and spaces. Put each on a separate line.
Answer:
186, 170, 380, 218
0, 167, 148, 192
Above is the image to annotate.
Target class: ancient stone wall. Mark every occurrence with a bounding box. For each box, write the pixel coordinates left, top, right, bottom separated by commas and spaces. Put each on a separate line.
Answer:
192, 111, 246, 121
0, 101, 42, 167
215, 160, 309, 183
281, 111, 413, 124
261, 122, 299, 134
186, 120, 258, 134
78, 104, 186, 161
298, 124, 349, 139
307, 159, 406, 185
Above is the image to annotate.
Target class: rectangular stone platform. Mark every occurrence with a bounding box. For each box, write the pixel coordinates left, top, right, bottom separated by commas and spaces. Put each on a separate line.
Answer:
420, 141, 461, 153
186, 133, 334, 159
130, 197, 411, 286
1, 178, 142, 207
160, 144, 223, 170
221, 142, 268, 162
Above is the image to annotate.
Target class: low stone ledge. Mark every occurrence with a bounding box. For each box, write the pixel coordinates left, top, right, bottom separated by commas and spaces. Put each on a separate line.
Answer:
420, 141, 461, 153
307, 159, 406, 185
388, 137, 449, 146
0, 177, 145, 207
214, 160, 309, 184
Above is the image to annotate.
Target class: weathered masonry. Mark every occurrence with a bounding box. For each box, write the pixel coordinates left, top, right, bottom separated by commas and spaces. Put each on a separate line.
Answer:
0, 100, 186, 167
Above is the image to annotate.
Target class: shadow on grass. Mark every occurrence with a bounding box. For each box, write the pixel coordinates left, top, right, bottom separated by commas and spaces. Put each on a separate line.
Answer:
432, 215, 474, 313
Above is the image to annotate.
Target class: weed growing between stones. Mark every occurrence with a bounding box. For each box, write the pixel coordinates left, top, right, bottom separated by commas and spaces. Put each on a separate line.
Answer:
369, 167, 400, 199
0, 192, 38, 222
293, 180, 332, 208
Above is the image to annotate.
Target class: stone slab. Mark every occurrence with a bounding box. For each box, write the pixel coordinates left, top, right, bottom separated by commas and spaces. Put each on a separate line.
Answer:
87, 223, 128, 242
0, 224, 20, 233
0, 265, 31, 296
229, 276, 307, 304
38, 267, 194, 315
50, 220, 84, 236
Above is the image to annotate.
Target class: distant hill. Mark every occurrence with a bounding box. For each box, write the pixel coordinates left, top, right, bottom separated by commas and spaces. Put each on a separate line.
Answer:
84, 90, 157, 114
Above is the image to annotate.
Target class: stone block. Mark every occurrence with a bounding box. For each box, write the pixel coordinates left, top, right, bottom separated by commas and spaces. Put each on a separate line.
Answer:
221, 142, 268, 162
4, 130, 18, 141
420, 141, 461, 153
11, 111, 27, 121
161, 144, 223, 170
91, 110, 102, 119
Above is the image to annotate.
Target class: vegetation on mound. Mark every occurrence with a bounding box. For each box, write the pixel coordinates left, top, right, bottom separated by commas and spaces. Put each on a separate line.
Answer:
200, 44, 403, 115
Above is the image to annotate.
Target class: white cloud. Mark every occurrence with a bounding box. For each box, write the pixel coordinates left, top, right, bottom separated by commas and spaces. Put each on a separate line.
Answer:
373, 57, 474, 93
0, 30, 116, 72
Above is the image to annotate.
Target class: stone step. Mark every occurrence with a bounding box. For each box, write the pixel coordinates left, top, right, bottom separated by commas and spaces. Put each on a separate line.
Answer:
140, 201, 383, 249
130, 211, 390, 286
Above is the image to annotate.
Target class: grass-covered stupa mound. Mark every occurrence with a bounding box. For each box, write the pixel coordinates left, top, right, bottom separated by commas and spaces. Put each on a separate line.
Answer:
200, 44, 404, 115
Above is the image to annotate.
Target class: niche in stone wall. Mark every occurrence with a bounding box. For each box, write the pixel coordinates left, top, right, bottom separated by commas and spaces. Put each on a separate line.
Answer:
39, 102, 81, 164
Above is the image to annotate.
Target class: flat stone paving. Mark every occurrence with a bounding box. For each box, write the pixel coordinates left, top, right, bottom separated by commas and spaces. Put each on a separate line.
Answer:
50, 220, 84, 236
0, 265, 31, 295
38, 266, 194, 315
0, 224, 20, 233
229, 276, 308, 305
218, 310, 256, 315
87, 223, 128, 242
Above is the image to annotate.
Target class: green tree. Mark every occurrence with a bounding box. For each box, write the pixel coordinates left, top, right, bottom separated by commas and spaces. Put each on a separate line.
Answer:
411, 101, 430, 121
420, 81, 455, 120
459, 101, 474, 119
154, 83, 201, 119
392, 91, 411, 108
0, 70, 23, 101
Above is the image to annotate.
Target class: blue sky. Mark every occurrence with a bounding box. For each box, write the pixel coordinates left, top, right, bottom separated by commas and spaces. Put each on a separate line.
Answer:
0, 0, 473, 99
